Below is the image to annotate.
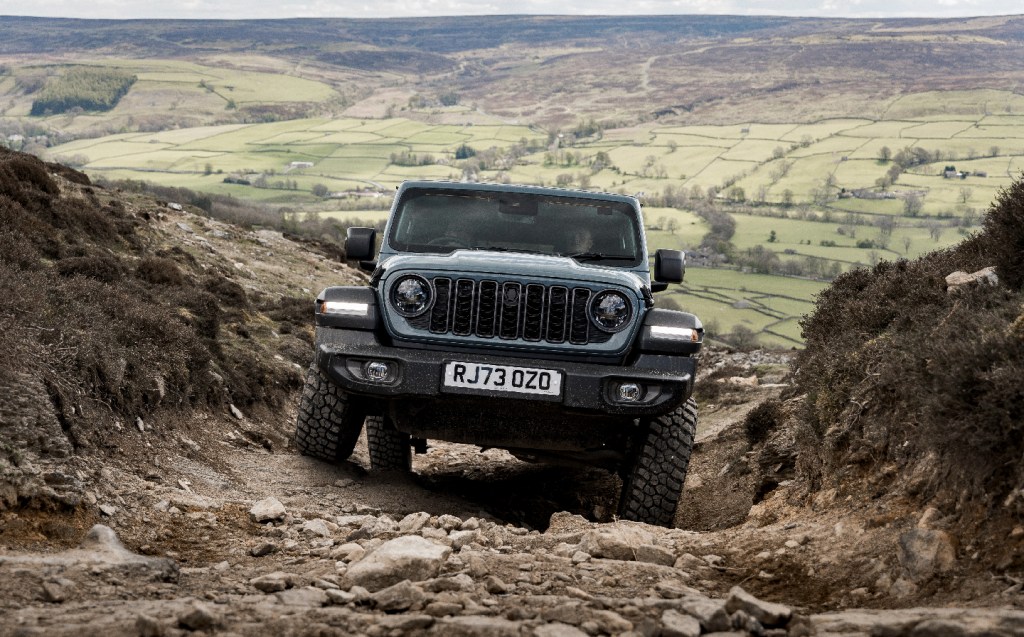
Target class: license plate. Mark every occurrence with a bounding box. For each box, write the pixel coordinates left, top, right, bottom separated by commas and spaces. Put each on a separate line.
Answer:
443, 361, 562, 397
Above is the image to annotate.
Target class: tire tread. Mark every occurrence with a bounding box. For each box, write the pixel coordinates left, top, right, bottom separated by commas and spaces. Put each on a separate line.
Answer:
618, 398, 697, 527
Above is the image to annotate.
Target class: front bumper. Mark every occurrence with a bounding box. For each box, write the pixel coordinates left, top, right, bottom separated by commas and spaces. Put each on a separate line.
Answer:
315, 328, 695, 416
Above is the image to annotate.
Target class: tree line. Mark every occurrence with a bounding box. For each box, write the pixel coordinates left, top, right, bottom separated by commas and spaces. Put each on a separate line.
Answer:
30, 67, 137, 116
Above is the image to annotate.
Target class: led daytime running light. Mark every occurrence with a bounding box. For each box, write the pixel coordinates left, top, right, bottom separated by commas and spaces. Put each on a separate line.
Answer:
650, 326, 700, 342
320, 301, 370, 316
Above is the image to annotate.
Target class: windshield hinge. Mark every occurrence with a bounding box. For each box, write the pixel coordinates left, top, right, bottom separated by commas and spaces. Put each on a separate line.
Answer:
368, 264, 386, 288
641, 286, 655, 308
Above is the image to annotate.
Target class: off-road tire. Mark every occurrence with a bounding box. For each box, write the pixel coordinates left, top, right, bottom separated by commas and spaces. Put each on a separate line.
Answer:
366, 415, 412, 471
294, 366, 365, 463
617, 398, 697, 527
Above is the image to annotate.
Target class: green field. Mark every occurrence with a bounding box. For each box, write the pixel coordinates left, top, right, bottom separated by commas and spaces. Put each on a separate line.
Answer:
44, 88, 1024, 216
28, 81, 1024, 348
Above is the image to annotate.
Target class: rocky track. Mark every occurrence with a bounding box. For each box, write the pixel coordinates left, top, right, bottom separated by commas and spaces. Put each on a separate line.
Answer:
2, 394, 1023, 636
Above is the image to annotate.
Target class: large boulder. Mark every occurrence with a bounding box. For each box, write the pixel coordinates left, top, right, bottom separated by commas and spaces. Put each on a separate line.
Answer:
345, 535, 451, 592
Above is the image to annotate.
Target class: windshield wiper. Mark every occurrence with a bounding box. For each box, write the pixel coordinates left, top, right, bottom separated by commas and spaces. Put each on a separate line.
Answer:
471, 246, 535, 253
563, 252, 637, 262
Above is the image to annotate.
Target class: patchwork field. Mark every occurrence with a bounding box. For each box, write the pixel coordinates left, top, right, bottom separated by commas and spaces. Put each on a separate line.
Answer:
10, 55, 1022, 348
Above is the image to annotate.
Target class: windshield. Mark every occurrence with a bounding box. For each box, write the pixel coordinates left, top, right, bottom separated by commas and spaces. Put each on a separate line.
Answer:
388, 188, 643, 267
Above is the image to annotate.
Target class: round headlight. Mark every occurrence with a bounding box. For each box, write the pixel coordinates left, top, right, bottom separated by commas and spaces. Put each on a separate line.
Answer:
590, 290, 632, 332
390, 275, 432, 317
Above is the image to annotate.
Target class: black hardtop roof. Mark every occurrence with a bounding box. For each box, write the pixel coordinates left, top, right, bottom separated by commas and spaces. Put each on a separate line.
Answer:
396, 180, 640, 207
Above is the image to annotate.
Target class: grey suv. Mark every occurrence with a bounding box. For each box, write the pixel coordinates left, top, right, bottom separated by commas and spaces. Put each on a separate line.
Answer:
296, 180, 703, 526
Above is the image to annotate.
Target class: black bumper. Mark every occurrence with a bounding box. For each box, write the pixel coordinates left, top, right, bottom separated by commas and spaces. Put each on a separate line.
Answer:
315, 328, 695, 416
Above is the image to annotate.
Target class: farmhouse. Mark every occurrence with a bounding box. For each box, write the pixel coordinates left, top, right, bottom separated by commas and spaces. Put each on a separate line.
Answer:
289, 161, 314, 169
335, 189, 384, 199
942, 165, 968, 179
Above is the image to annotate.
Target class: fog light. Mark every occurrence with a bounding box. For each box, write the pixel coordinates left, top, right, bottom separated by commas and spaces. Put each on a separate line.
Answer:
617, 382, 642, 403
364, 361, 391, 382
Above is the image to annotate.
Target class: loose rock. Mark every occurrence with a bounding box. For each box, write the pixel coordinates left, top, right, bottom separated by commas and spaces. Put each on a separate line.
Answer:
249, 497, 287, 523
661, 609, 702, 637
345, 535, 452, 591
301, 518, 333, 538
898, 528, 957, 581
135, 614, 165, 637
534, 622, 588, 637
276, 586, 330, 607
400, 511, 431, 533
250, 542, 277, 557
725, 586, 792, 627
250, 571, 293, 593
372, 579, 427, 612
636, 543, 676, 566
178, 601, 217, 631
579, 524, 655, 561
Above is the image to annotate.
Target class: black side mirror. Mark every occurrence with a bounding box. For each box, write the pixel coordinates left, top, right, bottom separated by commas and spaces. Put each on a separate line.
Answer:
653, 249, 685, 290
345, 227, 377, 262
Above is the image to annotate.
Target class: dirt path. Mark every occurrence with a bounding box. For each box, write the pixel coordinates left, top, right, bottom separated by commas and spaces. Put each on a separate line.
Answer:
639, 56, 658, 93
2, 390, 1023, 636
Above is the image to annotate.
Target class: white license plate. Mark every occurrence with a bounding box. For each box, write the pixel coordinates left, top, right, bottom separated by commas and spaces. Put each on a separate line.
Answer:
443, 361, 562, 397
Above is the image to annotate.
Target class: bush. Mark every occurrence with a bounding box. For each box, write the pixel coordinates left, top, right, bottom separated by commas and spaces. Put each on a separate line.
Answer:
204, 276, 249, 308
744, 398, 784, 445
135, 256, 185, 286
56, 255, 124, 282
981, 176, 1024, 289
795, 177, 1024, 517
0, 151, 59, 213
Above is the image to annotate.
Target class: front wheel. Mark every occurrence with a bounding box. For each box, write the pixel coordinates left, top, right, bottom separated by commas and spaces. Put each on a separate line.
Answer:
294, 366, 366, 463
617, 399, 697, 527
366, 415, 412, 471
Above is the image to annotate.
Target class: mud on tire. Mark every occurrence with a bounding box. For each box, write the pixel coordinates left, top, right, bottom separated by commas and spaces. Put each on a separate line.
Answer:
618, 398, 697, 527
294, 366, 366, 463
366, 415, 412, 471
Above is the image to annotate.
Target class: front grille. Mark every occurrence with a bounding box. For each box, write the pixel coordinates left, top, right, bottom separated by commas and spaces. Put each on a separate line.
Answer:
410, 277, 612, 345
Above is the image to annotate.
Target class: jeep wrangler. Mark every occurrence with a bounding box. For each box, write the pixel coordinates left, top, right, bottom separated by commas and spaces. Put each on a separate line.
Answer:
296, 181, 703, 527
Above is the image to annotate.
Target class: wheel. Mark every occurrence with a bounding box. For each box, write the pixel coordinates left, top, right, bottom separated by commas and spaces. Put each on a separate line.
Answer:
366, 415, 412, 471
294, 365, 366, 463
617, 398, 697, 527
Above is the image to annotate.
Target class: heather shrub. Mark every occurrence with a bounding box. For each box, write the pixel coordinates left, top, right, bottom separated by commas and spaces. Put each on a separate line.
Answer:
980, 176, 1024, 289
0, 147, 301, 432
56, 255, 124, 282
795, 176, 1024, 516
204, 276, 249, 308
135, 256, 185, 286
744, 398, 784, 445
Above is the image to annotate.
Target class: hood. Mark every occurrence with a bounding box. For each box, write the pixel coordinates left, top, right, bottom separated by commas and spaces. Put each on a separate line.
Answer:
377, 250, 648, 292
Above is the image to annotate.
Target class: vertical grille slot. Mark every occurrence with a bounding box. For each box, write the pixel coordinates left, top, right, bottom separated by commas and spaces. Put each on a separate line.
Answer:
569, 288, 591, 344
429, 277, 452, 333
452, 279, 475, 335
522, 284, 545, 341
498, 282, 522, 339
546, 286, 569, 343
476, 280, 498, 338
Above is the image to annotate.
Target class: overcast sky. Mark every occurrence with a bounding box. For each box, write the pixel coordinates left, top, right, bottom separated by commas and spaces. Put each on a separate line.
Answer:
0, 0, 1019, 20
